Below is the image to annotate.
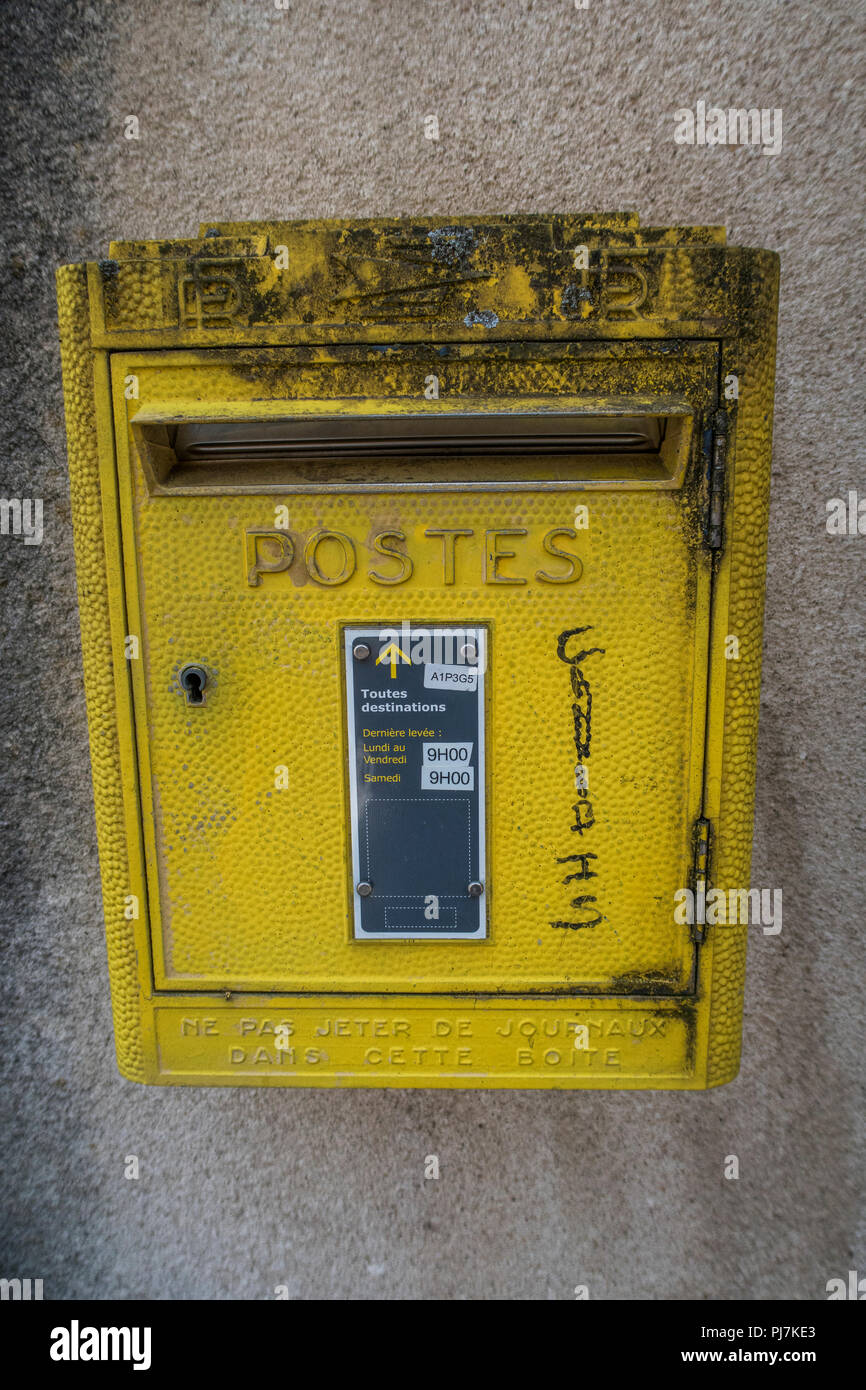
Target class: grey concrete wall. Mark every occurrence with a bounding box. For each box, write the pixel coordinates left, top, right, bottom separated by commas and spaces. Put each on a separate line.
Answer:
1, 0, 863, 1300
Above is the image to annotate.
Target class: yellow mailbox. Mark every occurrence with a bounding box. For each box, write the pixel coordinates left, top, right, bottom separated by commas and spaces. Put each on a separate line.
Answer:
57, 215, 779, 1088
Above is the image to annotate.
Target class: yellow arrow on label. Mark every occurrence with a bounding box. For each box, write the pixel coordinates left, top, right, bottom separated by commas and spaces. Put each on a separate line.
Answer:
377, 642, 410, 678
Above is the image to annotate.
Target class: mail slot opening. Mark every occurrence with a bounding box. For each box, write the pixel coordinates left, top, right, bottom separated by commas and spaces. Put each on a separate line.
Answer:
134, 409, 693, 493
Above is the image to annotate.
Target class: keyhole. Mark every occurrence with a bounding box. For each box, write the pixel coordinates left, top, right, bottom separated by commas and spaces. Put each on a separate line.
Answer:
179, 664, 208, 705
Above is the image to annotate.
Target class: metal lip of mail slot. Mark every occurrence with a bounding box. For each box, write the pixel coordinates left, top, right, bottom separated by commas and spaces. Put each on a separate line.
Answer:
136, 407, 691, 493
173, 414, 666, 457
56, 214, 779, 1090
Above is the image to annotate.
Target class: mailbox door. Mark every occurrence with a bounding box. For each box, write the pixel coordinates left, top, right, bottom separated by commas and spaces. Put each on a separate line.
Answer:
110, 341, 718, 998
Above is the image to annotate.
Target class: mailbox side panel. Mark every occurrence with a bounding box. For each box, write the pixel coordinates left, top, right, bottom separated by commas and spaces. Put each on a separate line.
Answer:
56, 264, 148, 1082
705, 248, 780, 1087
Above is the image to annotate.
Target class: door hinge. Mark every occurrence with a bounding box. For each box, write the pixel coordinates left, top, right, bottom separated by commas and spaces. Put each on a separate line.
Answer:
690, 816, 711, 944
706, 409, 727, 550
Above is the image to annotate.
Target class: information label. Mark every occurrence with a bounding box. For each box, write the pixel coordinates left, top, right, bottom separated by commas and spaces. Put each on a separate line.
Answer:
344, 625, 487, 939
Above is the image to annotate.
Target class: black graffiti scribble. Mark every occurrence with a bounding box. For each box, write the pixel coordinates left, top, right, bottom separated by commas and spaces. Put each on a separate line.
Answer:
558, 852, 598, 882
556, 625, 604, 833
551, 627, 605, 929
551, 895, 605, 931
556, 626, 605, 760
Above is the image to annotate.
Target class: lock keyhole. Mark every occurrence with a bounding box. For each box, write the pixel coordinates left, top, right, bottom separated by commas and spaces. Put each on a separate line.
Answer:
179, 664, 208, 705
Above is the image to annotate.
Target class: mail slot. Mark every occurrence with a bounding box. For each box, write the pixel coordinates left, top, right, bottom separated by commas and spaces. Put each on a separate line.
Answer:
56, 214, 779, 1089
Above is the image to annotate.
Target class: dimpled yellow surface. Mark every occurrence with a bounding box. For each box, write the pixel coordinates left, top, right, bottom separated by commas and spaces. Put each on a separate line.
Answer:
57, 217, 779, 1087
133, 486, 703, 993
113, 348, 712, 994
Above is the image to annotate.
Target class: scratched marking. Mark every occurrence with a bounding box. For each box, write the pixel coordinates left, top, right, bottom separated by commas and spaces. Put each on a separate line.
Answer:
328, 229, 494, 320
